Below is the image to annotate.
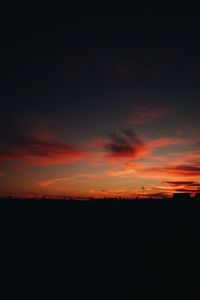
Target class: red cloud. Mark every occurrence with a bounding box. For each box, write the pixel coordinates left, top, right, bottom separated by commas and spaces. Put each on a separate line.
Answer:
164, 165, 200, 176
146, 164, 200, 177
0, 141, 85, 167
103, 128, 186, 162
88, 129, 187, 164
105, 129, 148, 160
164, 181, 197, 186
0, 117, 85, 168
164, 180, 200, 192
129, 106, 171, 125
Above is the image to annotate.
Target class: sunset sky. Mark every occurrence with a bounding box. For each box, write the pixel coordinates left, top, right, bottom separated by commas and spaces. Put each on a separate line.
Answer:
0, 6, 200, 198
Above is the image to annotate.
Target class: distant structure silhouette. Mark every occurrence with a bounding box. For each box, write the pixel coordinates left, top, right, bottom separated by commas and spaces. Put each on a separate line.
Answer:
173, 193, 191, 200
142, 186, 145, 198
195, 187, 200, 200
136, 187, 145, 199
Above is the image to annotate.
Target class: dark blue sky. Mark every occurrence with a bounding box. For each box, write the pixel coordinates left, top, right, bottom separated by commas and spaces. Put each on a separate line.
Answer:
0, 4, 200, 197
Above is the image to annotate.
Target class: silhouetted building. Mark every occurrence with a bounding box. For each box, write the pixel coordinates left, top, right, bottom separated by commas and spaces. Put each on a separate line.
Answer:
173, 193, 191, 200
195, 191, 200, 200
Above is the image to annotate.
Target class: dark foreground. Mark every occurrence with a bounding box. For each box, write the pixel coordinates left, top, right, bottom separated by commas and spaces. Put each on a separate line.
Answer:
1, 198, 200, 299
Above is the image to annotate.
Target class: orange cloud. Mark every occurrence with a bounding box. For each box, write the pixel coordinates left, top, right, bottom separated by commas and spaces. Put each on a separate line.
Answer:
40, 176, 76, 187
39, 168, 135, 188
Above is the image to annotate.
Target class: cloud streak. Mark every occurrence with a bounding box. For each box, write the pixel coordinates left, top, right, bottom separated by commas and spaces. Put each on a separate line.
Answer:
0, 139, 85, 168
129, 106, 171, 125
146, 164, 200, 177
164, 181, 197, 186
0, 117, 85, 168
103, 128, 186, 162
105, 129, 147, 160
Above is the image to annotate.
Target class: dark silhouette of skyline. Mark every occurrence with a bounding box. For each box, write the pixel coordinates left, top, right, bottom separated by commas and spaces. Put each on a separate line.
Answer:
1, 196, 200, 299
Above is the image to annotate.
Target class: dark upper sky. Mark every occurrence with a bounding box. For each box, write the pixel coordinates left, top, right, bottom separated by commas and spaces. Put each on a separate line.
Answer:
0, 4, 200, 197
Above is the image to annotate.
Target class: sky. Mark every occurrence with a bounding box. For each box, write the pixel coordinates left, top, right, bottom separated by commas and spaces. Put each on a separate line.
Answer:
0, 5, 200, 198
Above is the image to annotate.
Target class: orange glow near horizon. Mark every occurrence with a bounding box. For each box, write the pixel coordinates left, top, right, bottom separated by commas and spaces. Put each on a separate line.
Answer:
0, 112, 199, 199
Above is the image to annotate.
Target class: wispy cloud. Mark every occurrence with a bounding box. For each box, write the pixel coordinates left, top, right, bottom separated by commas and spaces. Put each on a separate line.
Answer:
178, 122, 200, 142
39, 168, 135, 188
178, 122, 200, 135
40, 176, 73, 187
162, 180, 200, 193
164, 180, 197, 186
143, 182, 200, 196
129, 106, 171, 125
0, 117, 85, 168
149, 137, 185, 149
145, 164, 200, 177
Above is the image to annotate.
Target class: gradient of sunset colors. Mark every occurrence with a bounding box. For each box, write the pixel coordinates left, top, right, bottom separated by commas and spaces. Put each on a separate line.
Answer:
0, 106, 199, 198
0, 9, 200, 198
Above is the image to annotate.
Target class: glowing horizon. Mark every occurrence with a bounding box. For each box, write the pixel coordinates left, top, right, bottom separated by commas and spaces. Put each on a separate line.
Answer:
0, 106, 199, 199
